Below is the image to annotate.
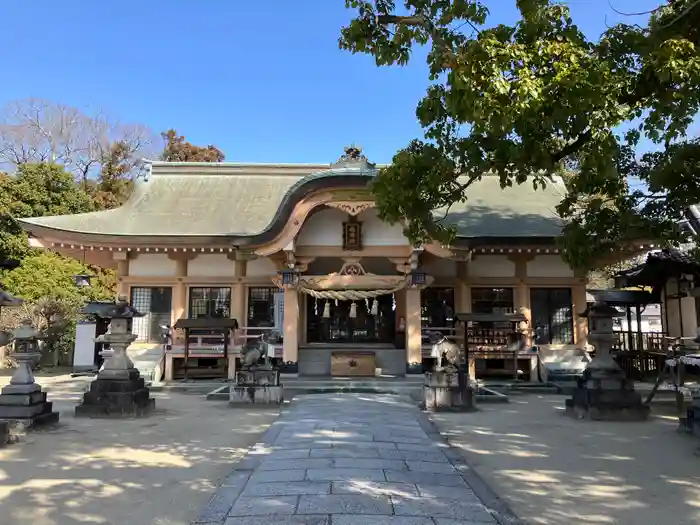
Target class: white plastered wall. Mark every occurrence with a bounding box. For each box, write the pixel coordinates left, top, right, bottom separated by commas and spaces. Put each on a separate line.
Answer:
246, 257, 278, 277
129, 254, 177, 277
187, 254, 235, 277
526, 254, 575, 278
296, 208, 408, 247
468, 255, 515, 277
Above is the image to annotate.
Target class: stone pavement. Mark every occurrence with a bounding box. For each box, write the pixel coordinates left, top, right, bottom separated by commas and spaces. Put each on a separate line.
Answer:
193, 393, 522, 525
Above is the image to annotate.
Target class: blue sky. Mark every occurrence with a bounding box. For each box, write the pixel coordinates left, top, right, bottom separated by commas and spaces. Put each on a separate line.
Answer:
0, 0, 671, 164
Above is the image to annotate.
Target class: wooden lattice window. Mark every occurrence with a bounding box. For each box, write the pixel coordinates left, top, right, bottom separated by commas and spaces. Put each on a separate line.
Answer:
530, 288, 574, 344
130, 287, 172, 342
188, 287, 231, 319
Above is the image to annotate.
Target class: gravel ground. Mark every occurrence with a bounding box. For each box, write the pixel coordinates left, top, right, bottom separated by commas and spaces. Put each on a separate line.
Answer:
0, 372, 279, 525
430, 393, 700, 525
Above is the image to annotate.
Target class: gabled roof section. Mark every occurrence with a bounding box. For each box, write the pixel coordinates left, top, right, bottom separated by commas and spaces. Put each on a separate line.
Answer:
437, 175, 566, 238
18, 150, 568, 244
19, 162, 318, 239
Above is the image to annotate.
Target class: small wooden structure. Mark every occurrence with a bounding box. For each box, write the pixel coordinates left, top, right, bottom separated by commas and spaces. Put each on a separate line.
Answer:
73, 301, 120, 371
455, 312, 532, 381
172, 318, 239, 380
615, 248, 700, 337
613, 249, 700, 380
587, 288, 665, 380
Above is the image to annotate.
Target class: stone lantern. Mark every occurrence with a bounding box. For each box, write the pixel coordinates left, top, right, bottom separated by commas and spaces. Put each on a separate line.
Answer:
565, 299, 649, 421
75, 295, 155, 417
583, 301, 621, 369
0, 319, 60, 428
0, 289, 22, 347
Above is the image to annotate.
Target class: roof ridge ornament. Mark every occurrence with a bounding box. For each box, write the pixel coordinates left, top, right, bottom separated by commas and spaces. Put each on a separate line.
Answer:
139, 159, 153, 181
331, 144, 375, 170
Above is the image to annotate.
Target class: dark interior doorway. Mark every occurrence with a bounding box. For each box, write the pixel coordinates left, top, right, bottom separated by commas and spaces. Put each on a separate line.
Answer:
306, 294, 395, 343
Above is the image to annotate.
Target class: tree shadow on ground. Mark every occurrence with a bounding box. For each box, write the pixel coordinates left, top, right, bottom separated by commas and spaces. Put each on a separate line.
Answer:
0, 374, 278, 525
431, 395, 700, 525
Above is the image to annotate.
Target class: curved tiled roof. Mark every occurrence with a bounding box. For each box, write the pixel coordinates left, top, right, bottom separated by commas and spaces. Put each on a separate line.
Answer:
18, 160, 568, 243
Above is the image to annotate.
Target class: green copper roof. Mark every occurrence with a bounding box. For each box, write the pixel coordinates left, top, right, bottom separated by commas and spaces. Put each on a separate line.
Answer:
18, 157, 567, 241
436, 175, 566, 237
21, 166, 307, 237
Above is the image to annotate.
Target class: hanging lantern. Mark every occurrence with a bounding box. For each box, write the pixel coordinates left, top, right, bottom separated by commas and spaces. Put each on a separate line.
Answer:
349, 302, 357, 318
323, 301, 331, 318
277, 267, 298, 286
407, 270, 427, 287
371, 299, 379, 316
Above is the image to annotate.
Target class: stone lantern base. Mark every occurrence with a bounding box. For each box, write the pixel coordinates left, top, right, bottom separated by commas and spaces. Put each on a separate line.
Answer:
75, 368, 155, 418
0, 383, 60, 429
565, 363, 650, 421
229, 368, 284, 405
422, 370, 476, 412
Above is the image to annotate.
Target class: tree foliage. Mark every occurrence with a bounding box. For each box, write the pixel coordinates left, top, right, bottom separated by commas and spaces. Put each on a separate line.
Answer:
0, 162, 117, 366
89, 141, 136, 210
0, 163, 95, 262
160, 129, 226, 162
0, 251, 112, 304
0, 99, 225, 366
339, 0, 700, 269
0, 252, 114, 366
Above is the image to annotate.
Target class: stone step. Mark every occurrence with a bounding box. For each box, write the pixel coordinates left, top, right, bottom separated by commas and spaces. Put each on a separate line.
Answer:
127, 346, 165, 383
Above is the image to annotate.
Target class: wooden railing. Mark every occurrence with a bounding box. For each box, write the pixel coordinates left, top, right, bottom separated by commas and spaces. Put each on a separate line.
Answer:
613, 331, 666, 353
610, 331, 668, 380
613, 350, 667, 381
171, 326, 282, 356
165, 326, 283, 380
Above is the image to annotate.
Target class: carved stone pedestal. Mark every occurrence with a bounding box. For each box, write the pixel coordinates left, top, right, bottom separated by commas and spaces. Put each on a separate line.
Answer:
0, 349, 59, 429
423, 371, 475, 412
566, 300, 650, 422
565, 364, 650, 421
75, 368, 155, 418
75, 308, 156, 418
229, 368, 283, 405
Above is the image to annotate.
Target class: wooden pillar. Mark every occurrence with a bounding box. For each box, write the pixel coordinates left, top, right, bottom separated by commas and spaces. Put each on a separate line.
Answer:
455, 261, 471, 313
231, 260, 247, 324
115, 256, 129, 299
171, 258, 188, 325
395, 289, 406, 326
509, 255, 532, 321
455, 261, 475, 378
228, 259, 247, 379
571, 282, 588, 346
405, 287, 422, 366
283, 288, 299, 364
165, 254, 190, 382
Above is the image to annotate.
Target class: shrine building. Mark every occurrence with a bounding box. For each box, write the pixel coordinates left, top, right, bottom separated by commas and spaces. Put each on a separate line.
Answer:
19, 147, 593, 380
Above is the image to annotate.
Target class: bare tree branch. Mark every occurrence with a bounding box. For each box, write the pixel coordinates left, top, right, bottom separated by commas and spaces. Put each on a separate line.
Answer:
0, 98, 157, 182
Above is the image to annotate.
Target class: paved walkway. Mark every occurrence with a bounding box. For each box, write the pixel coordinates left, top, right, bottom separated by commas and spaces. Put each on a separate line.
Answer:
193, 394, 520, 525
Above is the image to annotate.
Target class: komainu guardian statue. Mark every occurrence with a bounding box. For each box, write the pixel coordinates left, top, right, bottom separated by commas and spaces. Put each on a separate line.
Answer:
427, 331, 460, 371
